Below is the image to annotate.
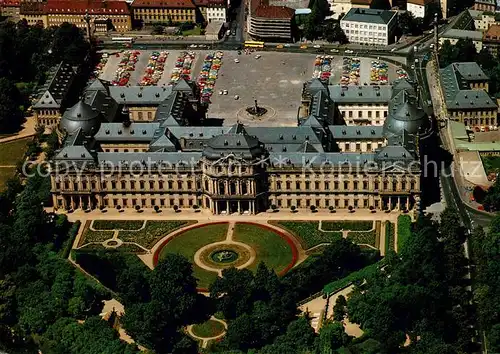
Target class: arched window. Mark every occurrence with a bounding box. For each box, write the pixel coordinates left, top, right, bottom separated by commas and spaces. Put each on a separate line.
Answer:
229, 182, 236, 195
218, 181, 225, 194
242, 183, 248, 195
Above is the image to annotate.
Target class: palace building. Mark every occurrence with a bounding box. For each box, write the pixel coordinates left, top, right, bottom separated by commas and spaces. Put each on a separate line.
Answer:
49, 77, 432, 214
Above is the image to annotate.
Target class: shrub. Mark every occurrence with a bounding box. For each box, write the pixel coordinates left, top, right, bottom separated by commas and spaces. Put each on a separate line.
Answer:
347, 230, 376, 246
61, 221, 81, 258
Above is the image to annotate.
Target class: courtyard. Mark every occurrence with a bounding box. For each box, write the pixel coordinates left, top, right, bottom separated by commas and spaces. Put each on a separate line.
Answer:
96, 49, 401, 127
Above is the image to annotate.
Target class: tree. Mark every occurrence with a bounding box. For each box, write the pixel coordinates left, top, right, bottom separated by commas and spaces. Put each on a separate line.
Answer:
151, 25, 164, 35
439, 40, 458, 68
370, 0, 390, 10
332, 295, 347, 321
477, 48, 496, 71
122, 254, 210, 353
51, 23, 89, 65
455, 38, 477, 63
0, 78, 24, 132
317, 321, 351, 352
398, 12, 419, 36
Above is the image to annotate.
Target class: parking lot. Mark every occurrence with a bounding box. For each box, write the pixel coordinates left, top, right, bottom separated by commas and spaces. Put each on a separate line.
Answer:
96, 50, 403, 127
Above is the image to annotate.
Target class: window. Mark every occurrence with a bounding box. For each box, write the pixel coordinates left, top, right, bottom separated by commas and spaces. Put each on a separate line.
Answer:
392, 181, 397, 191
363, 181, 368, 190
168, 181, 173, 189
344, 181, 349, 190
286, 181, 291, 189
353, 181, 358, 190
111, 181, 116, 189
348, 111, 353, 118
138, 112, 143, 120
121, 181, 126, 189
177, 181, 183, 189
367, 143, 372, 151
375, 111, 380, 118
295, 182, 300, 189
334, 181, 339, 189
159, 181, 164, 189
188, 181, 192, 190
277, 181, 282, 190
149, 181, 155, 189
305, 181, 310, 190
140, 181, 145, 189
325, 182, 330, 189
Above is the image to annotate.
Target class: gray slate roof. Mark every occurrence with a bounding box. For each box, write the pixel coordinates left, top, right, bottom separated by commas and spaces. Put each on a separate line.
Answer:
94, 122, 161, 142
97, 152, 202, 166
268, 152, 376, 167
329, 126, 384, 140
341, 8, 396, 25
33, 61, 75, 109
329, 85, 391, 103
441, 29, 483, 40
109, 86, 172, 105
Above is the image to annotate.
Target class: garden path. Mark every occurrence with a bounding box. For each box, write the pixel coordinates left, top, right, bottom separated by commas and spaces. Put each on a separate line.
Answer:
186, 316, 228, 349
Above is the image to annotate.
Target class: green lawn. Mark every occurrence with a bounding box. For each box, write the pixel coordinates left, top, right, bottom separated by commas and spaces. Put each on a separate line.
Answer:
233, 223, 293, 273
0, 137, 31, 165
323, 261, 382, 295
274, 221, 342, 249
191, 319, 225, 338
322, 220, 373, 231
159, 223, 228, 288
119, 220, 193, 249
92, 220, 144, 230
182, 26, 202, 36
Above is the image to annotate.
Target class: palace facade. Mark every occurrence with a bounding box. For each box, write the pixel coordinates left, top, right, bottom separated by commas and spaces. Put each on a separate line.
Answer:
49, 77, 432, 214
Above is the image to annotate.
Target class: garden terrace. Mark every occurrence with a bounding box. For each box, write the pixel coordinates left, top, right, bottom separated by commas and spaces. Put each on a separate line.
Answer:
92, 220, 144, 230
385, 221, 395, 254
397, 215, 412, 252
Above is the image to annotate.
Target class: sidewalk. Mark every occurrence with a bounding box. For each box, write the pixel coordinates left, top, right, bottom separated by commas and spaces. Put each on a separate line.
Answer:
56, 207, 402, 224
0, 116, 36, 144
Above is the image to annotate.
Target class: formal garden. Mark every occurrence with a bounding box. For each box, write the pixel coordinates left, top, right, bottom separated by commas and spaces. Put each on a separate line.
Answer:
273, 220, 382, 251
77, 220, 194, 253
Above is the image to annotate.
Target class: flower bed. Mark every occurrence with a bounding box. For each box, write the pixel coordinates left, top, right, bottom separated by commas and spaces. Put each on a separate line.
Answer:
169, 51, 195, 85
140, 51, 168, 86
79, 221, 114, 246
119, 220, 193, 249
92, 220, 144, 231
347, 230, 376, 246
322, 220, 373, 231
273, 221, 342, 249
112, 50, 140, 86
312, 55, 333, 80
198, 51, 224, 104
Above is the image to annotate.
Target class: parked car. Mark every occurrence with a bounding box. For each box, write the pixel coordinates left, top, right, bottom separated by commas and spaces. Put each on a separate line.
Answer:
345, 49, 354, 54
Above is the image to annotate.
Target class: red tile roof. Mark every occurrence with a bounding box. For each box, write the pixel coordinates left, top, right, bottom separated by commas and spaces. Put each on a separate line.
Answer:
254, 5, 294, 19
131, 0, 196, 9
194, 0, 225, 7
0, 0, 20, 8
45, 0, 130, 15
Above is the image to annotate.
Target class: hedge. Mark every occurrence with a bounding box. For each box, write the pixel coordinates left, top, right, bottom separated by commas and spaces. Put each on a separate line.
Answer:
385, 221, 395, 254
397, 215, 412, 252
322, 220, 373, 231
61, 220, 81, 258
92, 220, 144, 230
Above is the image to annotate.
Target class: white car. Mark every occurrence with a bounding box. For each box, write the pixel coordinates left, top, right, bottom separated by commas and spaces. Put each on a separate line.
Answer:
189, 44, 198, 48
223, 90, 228, 95
284, 44, 290, 47
345, 50, 353, 54
313, 44, 321, 48
391, 48, 396, 52
255, 55, 261, 59
330, 49, 339, 53
234, 95, 239, 100
219, 90, 223, 95
234, 58, 240, 63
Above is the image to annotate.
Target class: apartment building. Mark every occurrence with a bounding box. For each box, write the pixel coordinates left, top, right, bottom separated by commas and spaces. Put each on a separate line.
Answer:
195, 0, 226, 22
407, 0, 433, 19
473, 0, 496, 12
440, 62, 498, 129
247, 0, 294, 40
131, 0, 196, 25
340, 8, 398, 46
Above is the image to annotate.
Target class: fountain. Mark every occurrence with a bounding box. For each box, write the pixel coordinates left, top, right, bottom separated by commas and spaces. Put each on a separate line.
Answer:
246, 99, 267, 117
210, 249, 239, 264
